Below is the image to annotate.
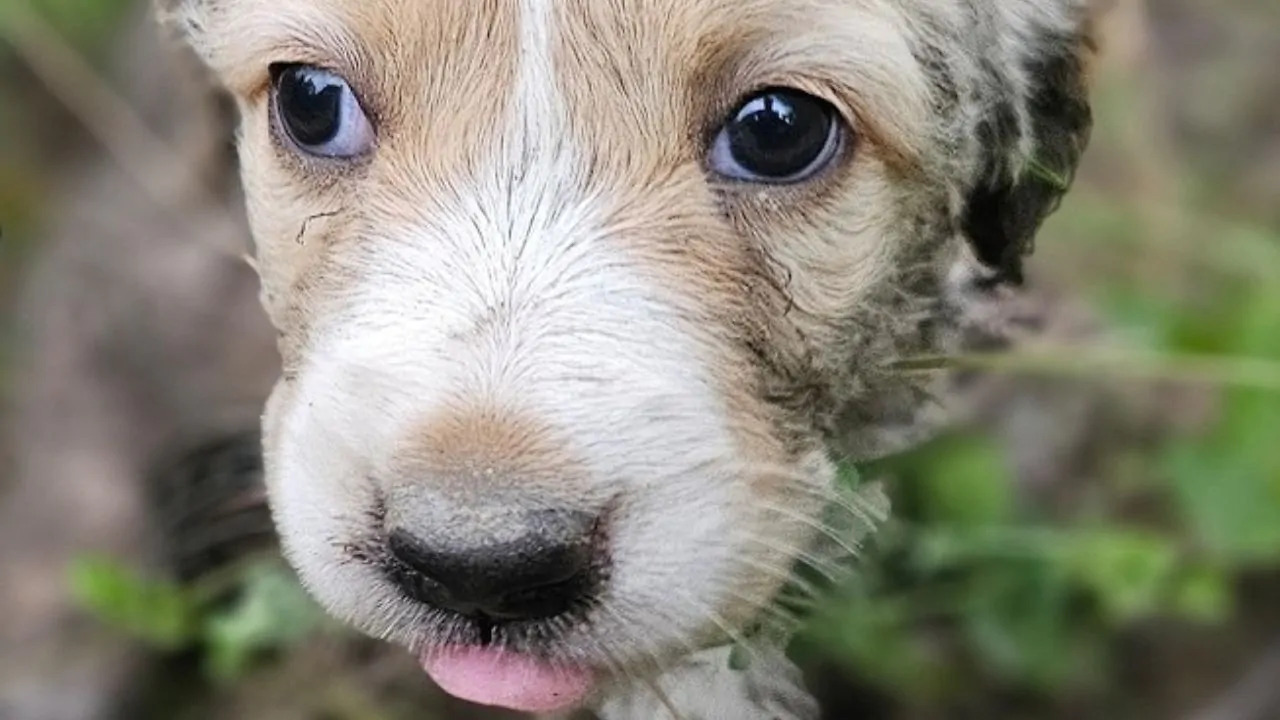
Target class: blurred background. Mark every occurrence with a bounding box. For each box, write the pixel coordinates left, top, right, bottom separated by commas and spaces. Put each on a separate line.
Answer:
2, 1, 1279, 719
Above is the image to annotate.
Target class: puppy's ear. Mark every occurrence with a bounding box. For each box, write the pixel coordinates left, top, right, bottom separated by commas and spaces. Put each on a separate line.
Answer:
963, 3, 1095, 285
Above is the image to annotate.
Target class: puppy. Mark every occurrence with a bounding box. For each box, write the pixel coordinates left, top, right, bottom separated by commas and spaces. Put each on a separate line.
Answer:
153, 0, 1094, 716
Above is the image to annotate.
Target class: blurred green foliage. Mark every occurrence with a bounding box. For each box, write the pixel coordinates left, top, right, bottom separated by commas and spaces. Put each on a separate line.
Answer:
0, 0, 132, 270
0, 0, 133, 57
71, 556, 328, 683
797, 187, 1280, 709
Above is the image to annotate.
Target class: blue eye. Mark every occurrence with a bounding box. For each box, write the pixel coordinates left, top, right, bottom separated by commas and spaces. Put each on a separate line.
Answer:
272, 64, 374, 158
708, 88, 844, 183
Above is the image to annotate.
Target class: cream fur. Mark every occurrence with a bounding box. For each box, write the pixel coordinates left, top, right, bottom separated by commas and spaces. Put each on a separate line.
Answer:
156, 0, 1095, 717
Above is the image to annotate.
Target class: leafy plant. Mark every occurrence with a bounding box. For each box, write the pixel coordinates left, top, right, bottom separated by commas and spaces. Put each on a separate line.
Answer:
800, 187, 1280, 710
71, 555, 328, 683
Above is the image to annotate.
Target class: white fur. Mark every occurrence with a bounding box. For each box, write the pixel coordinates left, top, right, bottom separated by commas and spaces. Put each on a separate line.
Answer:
596, 645, 820, 720
268, 0, 766, 670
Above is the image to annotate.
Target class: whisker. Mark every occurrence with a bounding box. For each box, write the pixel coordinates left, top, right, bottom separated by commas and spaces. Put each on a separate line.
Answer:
722, 587, 813, 635
657, 586, 767, 667
729, 553, 826, 606
576, 630, 632, 683
539, 606, 635, 684
741, 461, 889, 528
751, 500, 866, 559
596, 603, 687, 678
642, 675, 689, 720
747, 458, 885, 504
742, 536, 851, 586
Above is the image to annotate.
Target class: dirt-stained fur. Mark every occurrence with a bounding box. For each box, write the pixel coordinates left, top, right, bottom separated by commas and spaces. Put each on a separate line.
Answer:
2, 1, 1094, 718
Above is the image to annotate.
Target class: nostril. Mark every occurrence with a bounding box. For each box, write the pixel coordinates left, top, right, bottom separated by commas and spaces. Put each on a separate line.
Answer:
481, 542, 595, 621
385, 517, 598, 622
387, 531, 458, 610
490, 572, 592, 621
387, 530, 444, 582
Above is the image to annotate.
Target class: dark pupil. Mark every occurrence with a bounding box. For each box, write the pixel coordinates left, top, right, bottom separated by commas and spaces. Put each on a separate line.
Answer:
278, 68, 343, 147
727, 91, 832, 178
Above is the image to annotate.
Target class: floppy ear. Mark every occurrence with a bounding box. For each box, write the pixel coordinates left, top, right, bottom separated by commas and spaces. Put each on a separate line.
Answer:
962, 3, 1095, 284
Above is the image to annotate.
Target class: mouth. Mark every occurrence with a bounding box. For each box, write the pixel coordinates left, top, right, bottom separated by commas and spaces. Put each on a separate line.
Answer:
367, 552, 605, 712
391, 577, 605, 713
420, 644, 596, 713
348, 500, 614, 713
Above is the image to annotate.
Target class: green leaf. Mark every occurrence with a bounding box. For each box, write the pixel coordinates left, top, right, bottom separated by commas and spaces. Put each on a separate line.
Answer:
1170, 564, 1233, 624
817, 596, 945, 698
907, 434, 1015, 528
1063, 529, 1179, 623
1165, 392, 1280, 564
960, 563, 1077, 689
1024, 157, 1071, 192
835, 460, 862, 489
69, 556, 200, 651
202, 561, 325, 682
1231, 283, 1280, 358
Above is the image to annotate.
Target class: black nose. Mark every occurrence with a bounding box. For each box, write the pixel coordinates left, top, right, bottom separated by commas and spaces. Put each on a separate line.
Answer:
387, 510, 597, 622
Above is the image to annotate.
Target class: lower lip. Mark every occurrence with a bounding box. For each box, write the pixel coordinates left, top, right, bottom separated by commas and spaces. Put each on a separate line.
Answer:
420, 645, 596, 713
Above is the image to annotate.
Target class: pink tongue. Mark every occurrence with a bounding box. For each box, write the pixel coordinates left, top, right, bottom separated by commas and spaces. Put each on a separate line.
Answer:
421, 646, 594, 713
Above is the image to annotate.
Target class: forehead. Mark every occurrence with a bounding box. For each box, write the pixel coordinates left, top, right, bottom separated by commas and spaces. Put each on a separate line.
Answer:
203, 0, 930, 170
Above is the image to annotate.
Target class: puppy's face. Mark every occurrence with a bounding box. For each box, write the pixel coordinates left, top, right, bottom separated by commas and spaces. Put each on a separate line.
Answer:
165, 0, 1091, 712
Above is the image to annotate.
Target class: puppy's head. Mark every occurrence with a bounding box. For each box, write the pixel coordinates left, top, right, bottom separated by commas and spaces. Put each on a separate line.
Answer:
161, 0, 1092, 712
